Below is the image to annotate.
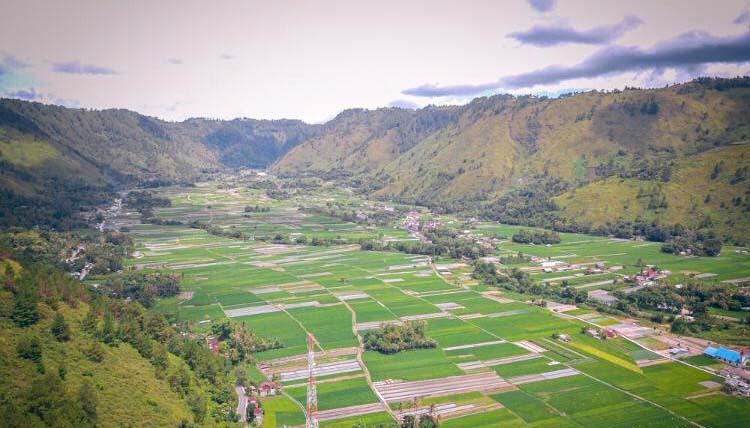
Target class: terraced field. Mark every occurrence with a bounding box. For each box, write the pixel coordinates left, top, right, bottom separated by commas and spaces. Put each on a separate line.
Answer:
115, 181, 749, 428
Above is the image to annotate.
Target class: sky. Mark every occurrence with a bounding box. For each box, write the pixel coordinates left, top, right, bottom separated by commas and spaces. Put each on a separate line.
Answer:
1, 0, 750, 123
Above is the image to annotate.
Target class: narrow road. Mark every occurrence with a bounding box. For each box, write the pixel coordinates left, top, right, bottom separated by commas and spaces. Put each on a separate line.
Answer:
235, 385, 248, 427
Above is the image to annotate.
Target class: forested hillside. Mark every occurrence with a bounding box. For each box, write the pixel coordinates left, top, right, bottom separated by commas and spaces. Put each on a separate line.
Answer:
0, 257, 224, 428
0, 99, 317, 228
273, 78, 750, 242
3, 77, 750, 241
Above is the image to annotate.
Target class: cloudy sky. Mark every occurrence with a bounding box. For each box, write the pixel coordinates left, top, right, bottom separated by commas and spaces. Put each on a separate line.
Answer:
1, 0, 749, 123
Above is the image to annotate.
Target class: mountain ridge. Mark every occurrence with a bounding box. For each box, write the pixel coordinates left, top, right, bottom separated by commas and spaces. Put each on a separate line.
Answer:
2, 77, 750, 240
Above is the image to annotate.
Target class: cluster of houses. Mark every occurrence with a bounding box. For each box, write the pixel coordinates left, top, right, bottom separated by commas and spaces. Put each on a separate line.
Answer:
628, 267, 670, 287
404, 211, 421, 232
584, 327, 617, 340
239, 380, 280, 425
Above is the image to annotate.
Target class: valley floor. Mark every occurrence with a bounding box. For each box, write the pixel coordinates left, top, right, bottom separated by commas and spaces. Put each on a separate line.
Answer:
100, 177, 750, 428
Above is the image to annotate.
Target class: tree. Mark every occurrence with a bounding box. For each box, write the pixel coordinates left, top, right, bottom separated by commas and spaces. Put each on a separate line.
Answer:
100, 309, 116, 345
702, 238, 722, 257
83, 341, 105, 362
12, 280, 39, 327
16, 333, 43, 368
151, 342, 169, 372
77, 380, 97, 428
51, 312, 71, 342
81, 307, 99, 334
671, 317, 688, 334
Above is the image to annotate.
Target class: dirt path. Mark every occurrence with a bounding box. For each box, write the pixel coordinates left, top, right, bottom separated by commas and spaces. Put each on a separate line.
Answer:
340, 298, 397, 420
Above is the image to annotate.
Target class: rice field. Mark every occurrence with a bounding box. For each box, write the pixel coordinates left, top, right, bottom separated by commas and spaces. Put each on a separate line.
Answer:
115, 181, 749, 428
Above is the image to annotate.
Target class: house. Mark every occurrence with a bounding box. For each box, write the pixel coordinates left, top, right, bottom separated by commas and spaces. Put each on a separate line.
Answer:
206, 336, 220, 354
253, 405, 264, 424
541, 261, 565, 269
586, 329, 601, 339
703, 346, 749, 366
602, 328, 617, 338
669, 347, 689, 355
557, 334, 571, 342
260, 381, 277, 397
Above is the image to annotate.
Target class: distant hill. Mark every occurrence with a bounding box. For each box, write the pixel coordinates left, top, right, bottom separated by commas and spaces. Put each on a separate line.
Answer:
272, 78, 750, 242
2, 78, 750, 241
0, 99, 317, 228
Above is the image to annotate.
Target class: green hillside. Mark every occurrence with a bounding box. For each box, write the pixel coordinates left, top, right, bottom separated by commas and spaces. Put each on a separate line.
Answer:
0, 99, 318, 229
0, 251, 236, 428
3, 77, 750, 240
272, 78, 750, 241
273, 107, 457, 177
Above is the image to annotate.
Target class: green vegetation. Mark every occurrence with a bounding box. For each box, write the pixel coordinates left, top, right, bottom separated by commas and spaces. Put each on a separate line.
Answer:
511, 229, 561, 245
2, 147, 750, 428
363, 321, 437, 354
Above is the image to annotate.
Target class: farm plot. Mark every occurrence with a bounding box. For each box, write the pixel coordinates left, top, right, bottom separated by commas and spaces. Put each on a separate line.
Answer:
516, 375, 692, 428
124, 184, 750, 428
318, 411, 395, 428
373, 372, 512, 403
425, 318, 498, 348
287, 304, 358, 350
285, 377, 380, 411
276, 359, 361, 382
364, 348, 462, 382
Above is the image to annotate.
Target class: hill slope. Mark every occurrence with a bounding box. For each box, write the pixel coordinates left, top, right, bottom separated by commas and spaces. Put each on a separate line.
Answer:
0, 256, 222, 428
272, 78, 750, 241
0, 99, 318, 228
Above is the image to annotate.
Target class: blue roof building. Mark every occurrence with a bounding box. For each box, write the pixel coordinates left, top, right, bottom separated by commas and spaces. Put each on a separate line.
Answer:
703, 346, 747, 366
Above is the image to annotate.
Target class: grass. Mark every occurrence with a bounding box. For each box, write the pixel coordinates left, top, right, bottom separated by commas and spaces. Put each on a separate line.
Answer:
363, 348, 461, 382
319, 412, 395, 428
567, 341, 643, 374
285, 377, 379, 411
261, 395, 306, 428
0, 138, 59, 168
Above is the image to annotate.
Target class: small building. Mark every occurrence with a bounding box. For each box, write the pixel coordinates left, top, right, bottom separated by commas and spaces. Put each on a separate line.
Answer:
602, 328, 617, 338
586, 329, 601, 339
260, 381, 277, 397
669, 347, 689, 355
541, 261, 565, 269
206, 336, 220, 354
253, 405, 264, 424
557, 334, 571, 342
703, 346, 748, 366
